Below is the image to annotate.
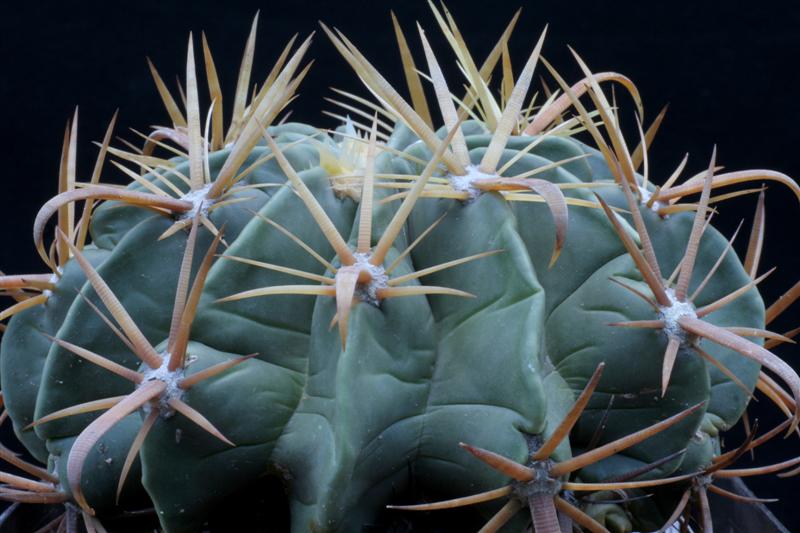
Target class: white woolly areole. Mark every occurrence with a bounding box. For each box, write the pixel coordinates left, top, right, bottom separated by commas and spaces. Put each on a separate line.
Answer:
140, 355, 185, 417
43, 271, 61, 298
638, 185, 668, 215
351, 252, 388, 307
178, 183, 215, 220
658, 287, 697, 341
448, 165, 496, 200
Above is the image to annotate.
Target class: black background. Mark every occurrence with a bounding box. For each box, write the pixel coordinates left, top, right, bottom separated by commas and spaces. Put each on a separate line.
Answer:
1, 0, 799, 530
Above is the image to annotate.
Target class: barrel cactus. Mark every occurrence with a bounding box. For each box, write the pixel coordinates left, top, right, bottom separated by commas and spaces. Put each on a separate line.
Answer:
1, 5, 799, 532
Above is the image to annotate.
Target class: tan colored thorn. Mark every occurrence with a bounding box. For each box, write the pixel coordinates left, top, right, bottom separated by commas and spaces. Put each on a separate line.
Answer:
376, 286, 474, 299
657, 488, 691, 533
0, 443, 57, 483
138, 127, 190, 159
550, 402, 704, 477
27, 396, 127, 429
240, 34, 300, 131
221, 255, 333, 285
562, 472, 695, 492
356, 116, 379, 253
417, 25, 470, 170
35, 186, 191, 269
665, 214, 715, 287
755, 373, 795, 422
110, 159, 181, 198
744, 190, 766, 278
0, 274, 55, 291
45, 335, 143, 384
185, 34, 205, 190
569, 51, 637, 189
726, 327, 795, 344
147, 58, 187, 128
329, 88, 399, 125
370, 119, 465, 266
324, 98, 395, 134
693, 345, 753, 399
633, 115, 652, 190
178, 354, 257, 390
717, 454, 800, 479
459, 442, 533, 481
261, 128, 355, 265
167, 216, 199, 355
387, 486, 512, 511
554, 496, 609, 533
479, 26, 547, 176
608, 320, 665, 329
217, 284, 337, 304
426, 2, 495, 126
540, 58, 622, 187
766, 279, 800, 326
680, 316, 800, 433
334, 267, 359, 349
765, 326, 800, 350
617, 164, 664, 282
594, 194, 670, 306
608, 276, 659, 311
321, 23, 463, 175
632, 104, 669, 174
473, 176, 567, 267
226, 12, 260, 144
695, 268, 774, 318
656, 169, 800, 205
533, 362, 605, 460
675, 148, 716, 301
690, 220, 743, 302
524, 72, 642, 136
390, 11, 433, 128
478, 499, 523, 533
496, 128, 562, 176
67, 380, 166, 513
169, 226, 224, 371
200, 32, 224, 151
56, 119, 73, 268
0, 489, 69, 504
116, 409, 158, 503
0, 472, 57, 493
386, 213, 447, 274
167, 398, 234, 446
158, 217, 194, 242
76, 111, 118, 251
0, 294, 49, 322
661, 336, 681, 397
500, 41, 514, 112
707, 484, 778, 503
388, 250, 502, 286
208, 34, 312, 199
320, 111, 390, 142
60, 230, 163, 369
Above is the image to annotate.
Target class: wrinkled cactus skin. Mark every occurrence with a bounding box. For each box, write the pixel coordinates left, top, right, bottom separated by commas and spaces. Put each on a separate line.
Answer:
0, 113, 763, 532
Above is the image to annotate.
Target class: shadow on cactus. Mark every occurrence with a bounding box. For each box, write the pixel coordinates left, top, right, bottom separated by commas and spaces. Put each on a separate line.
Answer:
1, 4, 800, 532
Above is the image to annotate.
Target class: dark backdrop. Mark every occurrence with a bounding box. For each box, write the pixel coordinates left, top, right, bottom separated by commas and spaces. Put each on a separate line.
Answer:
1, 1, 799, 530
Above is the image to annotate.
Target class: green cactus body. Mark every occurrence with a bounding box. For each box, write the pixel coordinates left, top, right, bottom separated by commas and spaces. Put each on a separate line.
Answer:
0, 9, 795, 533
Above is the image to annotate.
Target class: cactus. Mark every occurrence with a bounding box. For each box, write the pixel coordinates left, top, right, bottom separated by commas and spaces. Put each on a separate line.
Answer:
1, 5, 800, 532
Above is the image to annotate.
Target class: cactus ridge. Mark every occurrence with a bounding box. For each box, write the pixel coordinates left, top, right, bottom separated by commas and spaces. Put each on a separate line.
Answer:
1, 4, 800, 532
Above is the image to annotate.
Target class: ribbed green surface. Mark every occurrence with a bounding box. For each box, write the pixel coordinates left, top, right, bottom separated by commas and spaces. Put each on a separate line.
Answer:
0, 119, 764, 532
